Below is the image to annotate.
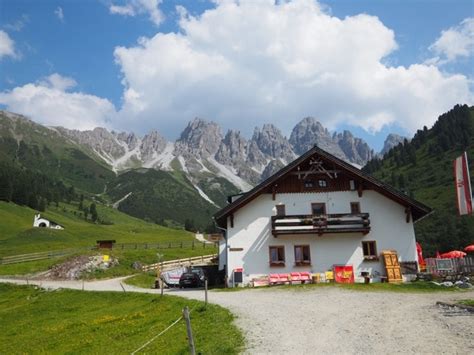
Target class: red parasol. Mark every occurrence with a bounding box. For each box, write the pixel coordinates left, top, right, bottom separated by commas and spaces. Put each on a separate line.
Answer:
439, 250, 467, 259
464, 245, 474, 252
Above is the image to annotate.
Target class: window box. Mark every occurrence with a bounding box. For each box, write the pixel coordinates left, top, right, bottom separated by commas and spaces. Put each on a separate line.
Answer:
270, 261, 286, 267
295, 261, 311, 266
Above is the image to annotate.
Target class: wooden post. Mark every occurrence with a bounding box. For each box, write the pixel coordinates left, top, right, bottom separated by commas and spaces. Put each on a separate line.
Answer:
82, 279, 84, 291
405, 207, 411, 223
357, 182, 363, 197
160, 279, 164, 297
204, 279, 208, 306
183, 306, 196, 355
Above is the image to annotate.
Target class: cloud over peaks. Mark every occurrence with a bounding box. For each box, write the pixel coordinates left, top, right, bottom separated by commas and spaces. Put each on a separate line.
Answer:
0, 74, 116, 130
113, 0, 472, 137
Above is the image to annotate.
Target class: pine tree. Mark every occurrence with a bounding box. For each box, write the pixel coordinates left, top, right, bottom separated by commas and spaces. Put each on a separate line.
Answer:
38, 198, 46, 212
398, 173, 405, 188
78, 194, 84, 211
90, 203, 98, 222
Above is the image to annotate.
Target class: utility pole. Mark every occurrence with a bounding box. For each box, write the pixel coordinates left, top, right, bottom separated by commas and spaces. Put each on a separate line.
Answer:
183, 306, 196, 355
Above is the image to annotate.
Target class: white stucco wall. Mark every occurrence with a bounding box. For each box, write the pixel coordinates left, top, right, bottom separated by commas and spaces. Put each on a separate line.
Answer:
223, 190, 418, 285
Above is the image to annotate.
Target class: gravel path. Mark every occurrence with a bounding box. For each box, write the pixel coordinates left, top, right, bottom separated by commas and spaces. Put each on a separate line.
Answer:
1, 277, 473, 354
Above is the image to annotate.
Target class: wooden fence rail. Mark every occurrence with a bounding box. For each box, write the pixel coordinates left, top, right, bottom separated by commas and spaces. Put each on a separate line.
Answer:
0, 241, 218, 265
112, 241, 218, 251
425, 256, 474, 275
0, 247, 93, 265
142, 254, 218, 272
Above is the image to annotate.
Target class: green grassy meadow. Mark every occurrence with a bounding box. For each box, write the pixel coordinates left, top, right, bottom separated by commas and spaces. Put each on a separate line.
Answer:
0, 201, 216, 276
0, 283, 243, 354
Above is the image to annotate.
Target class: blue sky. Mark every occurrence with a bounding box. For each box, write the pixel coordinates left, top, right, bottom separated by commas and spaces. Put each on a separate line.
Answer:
0, 0, 473, 151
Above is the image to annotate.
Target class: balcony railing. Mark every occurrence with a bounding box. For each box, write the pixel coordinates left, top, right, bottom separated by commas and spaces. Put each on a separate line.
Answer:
271, 213, 370, 236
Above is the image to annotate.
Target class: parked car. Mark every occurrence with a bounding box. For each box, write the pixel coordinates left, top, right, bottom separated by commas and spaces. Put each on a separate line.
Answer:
179, 272, 202, 288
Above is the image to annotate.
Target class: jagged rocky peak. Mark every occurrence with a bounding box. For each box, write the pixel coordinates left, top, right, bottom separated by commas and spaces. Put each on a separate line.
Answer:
58, 126, 127, 160
251, 124, 295, 162
215, 130, 247, 165
246, 139, 268, 168
381, 133, 406, 156
290, 117, 333, 154
140, 130, 167, 160
115, 131, 139, 150
333, 130, 375, 166
290, 117, 345, 159
175, 117, 223, 158
261, 159, 285, 181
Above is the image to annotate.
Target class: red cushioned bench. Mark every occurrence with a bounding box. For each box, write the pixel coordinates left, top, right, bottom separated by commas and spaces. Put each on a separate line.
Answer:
269, 273, 292, 285
290, 272, 311, 284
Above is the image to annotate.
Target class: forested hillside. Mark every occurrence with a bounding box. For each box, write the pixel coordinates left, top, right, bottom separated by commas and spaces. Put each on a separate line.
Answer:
363, 105, 474, 256
0, 112, 114, 193
107, 169, 219, 231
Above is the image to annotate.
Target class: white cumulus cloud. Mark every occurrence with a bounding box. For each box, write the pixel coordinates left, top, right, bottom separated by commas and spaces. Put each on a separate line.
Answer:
429, 18, 474, 64
109, 0, 164, 26
0, 30, 17, 59
54, 7, 65, 23
113, 0, 473, 137
0, 73, 116, 130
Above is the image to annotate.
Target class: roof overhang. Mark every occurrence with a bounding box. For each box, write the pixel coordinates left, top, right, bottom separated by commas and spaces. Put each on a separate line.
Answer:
214, 146, 432, 228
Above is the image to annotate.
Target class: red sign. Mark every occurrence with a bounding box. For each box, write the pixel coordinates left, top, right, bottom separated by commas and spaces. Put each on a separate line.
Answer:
333, 265, 354, 283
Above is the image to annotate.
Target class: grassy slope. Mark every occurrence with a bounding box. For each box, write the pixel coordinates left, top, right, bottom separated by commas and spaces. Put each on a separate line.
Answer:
0, 201, 195, 256
367, 106, 474, 256
0, 201, 216, 276
0, 284, 243, 354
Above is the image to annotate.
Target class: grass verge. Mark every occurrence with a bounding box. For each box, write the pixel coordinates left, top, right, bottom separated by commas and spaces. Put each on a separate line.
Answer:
215, 281, 463, 293
0, 283, 244, 354
124, 272, 157, 289
457, 299, 474, 307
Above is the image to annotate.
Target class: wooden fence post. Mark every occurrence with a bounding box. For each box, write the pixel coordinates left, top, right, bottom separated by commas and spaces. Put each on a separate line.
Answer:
204, 279, 208, 306
183, 306, 196, 355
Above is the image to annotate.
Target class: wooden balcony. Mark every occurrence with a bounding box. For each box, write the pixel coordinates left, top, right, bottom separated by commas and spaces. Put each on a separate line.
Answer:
271, 213, 370, 236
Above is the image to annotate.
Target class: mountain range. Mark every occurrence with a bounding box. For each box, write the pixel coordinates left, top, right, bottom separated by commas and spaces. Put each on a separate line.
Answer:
55, 115, 401, 186
0, 109, 404, 229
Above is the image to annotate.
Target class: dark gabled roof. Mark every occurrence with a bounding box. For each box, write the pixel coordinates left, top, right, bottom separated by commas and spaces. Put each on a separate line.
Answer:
214, 145, 432, 228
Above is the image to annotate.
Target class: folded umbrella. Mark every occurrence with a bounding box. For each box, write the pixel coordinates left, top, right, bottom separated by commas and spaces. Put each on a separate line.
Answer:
439, 250, 466, 258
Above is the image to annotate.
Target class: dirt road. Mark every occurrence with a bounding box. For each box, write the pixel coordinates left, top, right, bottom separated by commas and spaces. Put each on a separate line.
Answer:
1, 277, 473, 354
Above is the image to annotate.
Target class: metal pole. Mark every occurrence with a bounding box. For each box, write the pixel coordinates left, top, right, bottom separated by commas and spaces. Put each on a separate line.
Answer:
204, 279, 208, 306
183, 306, 196, 355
